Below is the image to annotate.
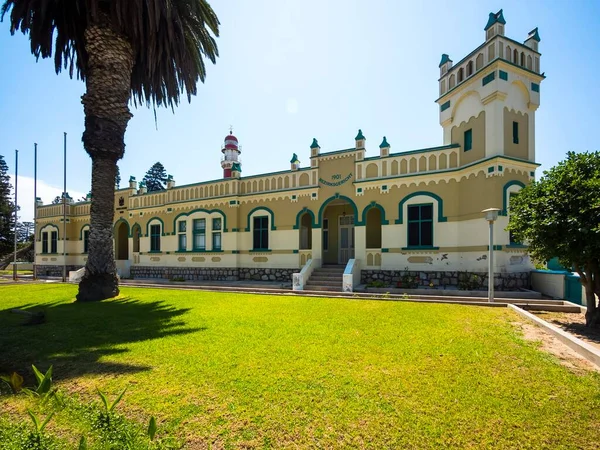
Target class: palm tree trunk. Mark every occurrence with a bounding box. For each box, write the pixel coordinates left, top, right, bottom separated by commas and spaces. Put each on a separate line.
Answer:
77, 22, 133, 302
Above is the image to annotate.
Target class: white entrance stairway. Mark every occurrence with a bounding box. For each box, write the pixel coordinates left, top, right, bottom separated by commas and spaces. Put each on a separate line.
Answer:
304, 265, 345, 292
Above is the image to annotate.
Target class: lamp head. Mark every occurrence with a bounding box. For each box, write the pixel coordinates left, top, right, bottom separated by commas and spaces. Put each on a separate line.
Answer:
482, 207, 501, 222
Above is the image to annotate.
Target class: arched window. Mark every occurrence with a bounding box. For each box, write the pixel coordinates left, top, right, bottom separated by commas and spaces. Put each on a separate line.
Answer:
466, 61, 473, 77
520, 52, 525, 67
299, 212, 313, 250
365, 207, 382, 248
513, 48, 519, 64
457, 67, 464, 83
449, 74, 455, 89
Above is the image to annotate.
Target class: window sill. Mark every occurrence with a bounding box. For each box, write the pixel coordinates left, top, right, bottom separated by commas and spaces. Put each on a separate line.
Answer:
148, 251, 163, 254
250, 249, 271, 253
401, 246, 440, 251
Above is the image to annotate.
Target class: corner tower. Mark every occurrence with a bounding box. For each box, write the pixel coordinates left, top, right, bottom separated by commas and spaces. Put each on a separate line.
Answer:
436, 10, 544, 165
221, 129, 242, 178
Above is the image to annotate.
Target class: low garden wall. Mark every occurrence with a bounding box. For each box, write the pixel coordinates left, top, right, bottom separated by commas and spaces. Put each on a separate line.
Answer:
130, 266, 296, 282
35, 265, 82, 277
361, 270, 530, 291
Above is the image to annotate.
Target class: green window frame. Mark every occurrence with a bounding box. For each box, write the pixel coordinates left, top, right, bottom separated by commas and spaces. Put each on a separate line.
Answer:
407, 204, 433, 248
83, 230, 90, 253
464, 129, 473, 151
253, 216, 269, 250
150, 224, 161, 252
50, 231, 58, 254
193, 219, 205, 251
512, 121, 519, 144
178, 220, 187, 251
212, 218, 222, 251
42, 232, 48, 254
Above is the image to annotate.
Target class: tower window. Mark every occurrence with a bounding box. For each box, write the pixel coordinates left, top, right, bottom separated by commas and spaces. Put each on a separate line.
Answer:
513, 122, 519, 144
464, 129, 473, 151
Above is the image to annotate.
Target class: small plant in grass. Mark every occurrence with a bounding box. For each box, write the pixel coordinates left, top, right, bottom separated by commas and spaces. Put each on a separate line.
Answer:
23, 365, 62, 406
0, 371, 24, 393
25, 410, 55, 449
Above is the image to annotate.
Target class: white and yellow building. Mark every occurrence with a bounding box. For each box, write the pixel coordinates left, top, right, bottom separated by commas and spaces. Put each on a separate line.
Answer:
35, 10, 543, 290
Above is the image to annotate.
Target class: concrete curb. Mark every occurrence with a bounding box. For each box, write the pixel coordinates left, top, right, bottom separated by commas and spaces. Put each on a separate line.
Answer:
507, 304, 600, 368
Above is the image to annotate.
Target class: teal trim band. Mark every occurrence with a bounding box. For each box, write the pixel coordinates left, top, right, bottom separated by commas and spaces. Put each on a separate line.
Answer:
482, 71, 495, 86
317, 194, 360, 227
172, 208, 228, 233
113, 218, 131, 237
381, 248, 389, 253
250, 249, 272, 253
293, 207, 317, 230
147, 251, 163, 254
232, 228, 239, 232
361, 202, 390, 225
232, 250, 240, 254
146, 217, 165, 237
293, 249, 299, 254
487, 245, 503, 251
440, 101, 450, 112
499, 70, 508, 80
245, 207, 277, 231
401, 246, 440, 251
396, 192, 448, 224
501, 180, 526, 216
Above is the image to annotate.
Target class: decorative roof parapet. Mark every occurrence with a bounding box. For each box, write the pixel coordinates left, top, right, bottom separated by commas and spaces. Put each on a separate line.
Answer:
484, 9, 506, 31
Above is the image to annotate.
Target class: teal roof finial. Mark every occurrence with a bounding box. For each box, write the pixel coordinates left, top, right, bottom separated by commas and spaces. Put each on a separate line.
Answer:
167, 174, 173, 181
290, 153, 300, 164
128, 176, 136, 182
484, 9, 506, 31
439, 54, 451, 67
310, 138, 320, 149
355, 129, 365, 140
379, 136, 390, 148
527, 27, 541, 42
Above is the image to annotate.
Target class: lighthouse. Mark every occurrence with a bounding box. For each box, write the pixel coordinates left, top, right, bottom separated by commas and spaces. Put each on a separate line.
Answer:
221, 129, 242, 178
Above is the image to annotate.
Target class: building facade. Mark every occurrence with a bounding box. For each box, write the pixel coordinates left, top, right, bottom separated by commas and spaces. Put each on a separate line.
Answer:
35, 10, 544, 289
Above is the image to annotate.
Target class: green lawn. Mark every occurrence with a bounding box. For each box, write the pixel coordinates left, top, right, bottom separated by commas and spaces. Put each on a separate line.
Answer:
1, 284, 600, 449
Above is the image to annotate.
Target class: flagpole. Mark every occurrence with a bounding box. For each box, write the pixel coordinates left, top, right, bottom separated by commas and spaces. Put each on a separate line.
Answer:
33, 143, 37, 280
63, 132, 67, 282
13, 149, 18, 281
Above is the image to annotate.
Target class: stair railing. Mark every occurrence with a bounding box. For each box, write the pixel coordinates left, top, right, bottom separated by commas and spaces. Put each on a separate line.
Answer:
293, 258, 321, 291
343, 259, 360, 292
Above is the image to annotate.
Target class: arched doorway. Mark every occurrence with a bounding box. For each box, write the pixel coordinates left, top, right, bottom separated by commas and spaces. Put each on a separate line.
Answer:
321, 198, 355, 265
115, 221, 129, 260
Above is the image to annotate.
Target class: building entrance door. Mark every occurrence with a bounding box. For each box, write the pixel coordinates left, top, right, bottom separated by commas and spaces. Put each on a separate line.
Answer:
338, 215, 355, 264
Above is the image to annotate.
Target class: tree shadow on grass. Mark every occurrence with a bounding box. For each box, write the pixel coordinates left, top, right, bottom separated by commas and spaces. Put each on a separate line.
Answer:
0, 296, 204, 382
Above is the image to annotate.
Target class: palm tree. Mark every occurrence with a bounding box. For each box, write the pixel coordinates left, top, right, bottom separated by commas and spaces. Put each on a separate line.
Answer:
2, 1, 219, 301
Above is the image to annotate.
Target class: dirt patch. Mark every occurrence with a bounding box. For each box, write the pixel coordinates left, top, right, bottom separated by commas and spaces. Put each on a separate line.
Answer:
512, 319, 600, 374
530, 311, 600, 351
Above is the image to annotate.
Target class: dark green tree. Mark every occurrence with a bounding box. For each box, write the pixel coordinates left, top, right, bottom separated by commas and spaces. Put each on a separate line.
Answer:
16, 221, 33, 242
142, 162, 168, 192
0, 155, 16, 254
51, 196, 62, 205
2, 0, 220, 301
115, 164, 121, 189
507, 151, 600, 327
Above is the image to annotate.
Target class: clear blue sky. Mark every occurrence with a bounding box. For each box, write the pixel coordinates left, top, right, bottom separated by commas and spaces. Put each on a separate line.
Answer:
1, 0, 599, 222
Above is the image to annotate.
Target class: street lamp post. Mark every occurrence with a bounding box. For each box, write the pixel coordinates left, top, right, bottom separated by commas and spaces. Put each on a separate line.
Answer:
482, 208, 501, 302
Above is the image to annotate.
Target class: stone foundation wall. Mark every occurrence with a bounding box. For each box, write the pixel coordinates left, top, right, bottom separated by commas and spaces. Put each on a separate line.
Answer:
130, 266, 296, 282
35, 265, 82, 277
361, 270, 530, 291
